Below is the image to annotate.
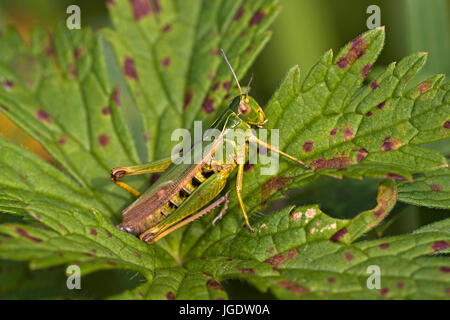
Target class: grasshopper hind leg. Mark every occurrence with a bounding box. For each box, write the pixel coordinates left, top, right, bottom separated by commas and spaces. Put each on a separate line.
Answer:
141, 191, 231, 244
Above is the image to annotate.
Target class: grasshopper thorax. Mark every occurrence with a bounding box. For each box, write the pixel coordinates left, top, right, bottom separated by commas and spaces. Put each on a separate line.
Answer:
230, 95, 267, 128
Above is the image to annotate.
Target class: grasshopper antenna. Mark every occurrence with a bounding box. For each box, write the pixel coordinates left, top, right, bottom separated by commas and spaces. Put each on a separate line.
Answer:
246, 73, 254, 99
220, 48, 243, 95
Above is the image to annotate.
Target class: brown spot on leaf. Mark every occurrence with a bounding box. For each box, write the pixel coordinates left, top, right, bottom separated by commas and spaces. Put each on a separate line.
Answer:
130, 0, 152, 20
336, 36, 368, 69
264, 248, 298, 267
249, 9, 266, 25
439, 266, 450, 273
397, 282, 405, 289
356, 148, 368, 162
302, 141, 314, 152
105, 230, 112, 238
113, 87, 120, 106
3, 80, 13, 91
74, 47, 83, 60
236, 268, 255, 274
371, 81, 379, 89
344, 252, 353, 262
144, 131, 150, 142
90, 228, 98, 236
98, 134, 109, 147
202, 97, 215, 113
161, 24, 172, 33
211, 81, 220, 92
343, 127, 354, 140
165, 291, 175, 300
381, 136, 403, 151
244, 163, 254, 172
444, 121, 450, 129
379, 242, 390, 249
124, 56, 138, 80
234, 7, 245, 21
362, 63, 372, 79
328, 277, 336, 283
432, 241, 449, 252
310, 157, 352, 171
161, 56, 171, 67
260, 177, 292, 205
337, 58, 348, 69
222, 81, 231, 91
16, 228, 42, 243
276, 280, 309, 296
376, 101, 386, 109
380, 288, 389, 297
183, 90, 193, 109
330, 227, 348, 242
151, 0, 161, 14
36, 109, 51, 123
58, 136, 67, 146
386, 173, 409, 181
102, 106, 110, 115
419, 81, 431, 94
430, 184, 441, 192
207, 279, 224, 290
365, 111, 373, 117
68, 62, 77, 77
330, 128, 337, 136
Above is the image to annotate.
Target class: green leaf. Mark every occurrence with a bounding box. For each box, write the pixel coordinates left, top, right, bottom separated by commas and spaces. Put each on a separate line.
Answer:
398, 168, 450, 209
0, 1, 449, 300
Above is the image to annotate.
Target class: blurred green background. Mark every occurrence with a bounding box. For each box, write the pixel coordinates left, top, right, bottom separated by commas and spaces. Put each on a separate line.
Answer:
0, 0, 449, 299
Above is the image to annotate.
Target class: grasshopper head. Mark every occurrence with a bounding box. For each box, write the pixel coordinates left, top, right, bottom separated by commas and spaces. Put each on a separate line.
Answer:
231, 95, 267, 128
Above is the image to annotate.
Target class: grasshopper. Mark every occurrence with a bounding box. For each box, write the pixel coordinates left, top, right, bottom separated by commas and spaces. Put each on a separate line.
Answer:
111, 50, 310, 244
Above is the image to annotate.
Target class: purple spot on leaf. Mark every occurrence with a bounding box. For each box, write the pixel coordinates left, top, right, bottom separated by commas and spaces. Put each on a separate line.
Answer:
432, 241, 449, 252
202, 97, 215, 113
222, 81, 231, 91
302, 141, 313, 152
98, 134, 109, 147
249, 9, 266, 25
124, 56, 138, 80
130, 0, 152, 20
161, 56, 171, 67
430, 184, 441, 192
113, 87, 120, 106
370, 81, 379, 89
183, 90, 193, 109
234, 7, 245, 21
36, 109, 51, 123
379, 243, 390, 249
362, 63, 372, 79
376, 101, 386, 109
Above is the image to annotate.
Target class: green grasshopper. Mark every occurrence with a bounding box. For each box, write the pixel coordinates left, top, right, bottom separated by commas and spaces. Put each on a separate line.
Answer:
111, 50, 310, 244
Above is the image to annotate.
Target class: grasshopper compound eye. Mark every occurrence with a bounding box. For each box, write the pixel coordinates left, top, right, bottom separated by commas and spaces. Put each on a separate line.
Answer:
239, 101, 251, 114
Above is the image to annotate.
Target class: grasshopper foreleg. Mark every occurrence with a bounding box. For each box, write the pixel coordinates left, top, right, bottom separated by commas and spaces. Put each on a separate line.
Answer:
249, 135, 311, 169
111, 157, 173, 197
